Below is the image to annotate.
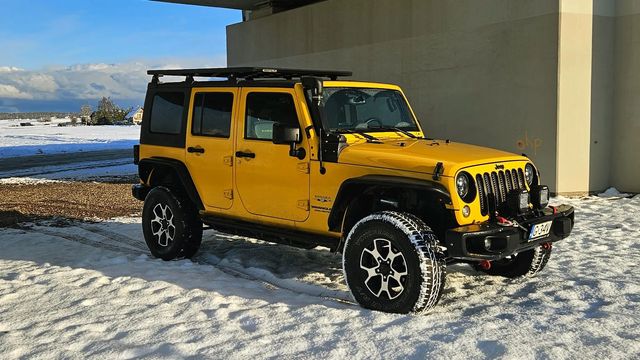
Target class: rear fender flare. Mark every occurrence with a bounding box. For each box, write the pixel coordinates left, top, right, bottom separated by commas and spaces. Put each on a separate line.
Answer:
138, 157, 203, 211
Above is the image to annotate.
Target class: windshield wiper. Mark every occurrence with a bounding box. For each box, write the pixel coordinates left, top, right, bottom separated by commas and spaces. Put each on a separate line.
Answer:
334, 128, 382, 143
370, 126, 421, 139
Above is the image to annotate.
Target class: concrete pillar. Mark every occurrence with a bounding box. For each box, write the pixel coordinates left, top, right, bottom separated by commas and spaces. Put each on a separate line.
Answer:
555, 0, 594, 195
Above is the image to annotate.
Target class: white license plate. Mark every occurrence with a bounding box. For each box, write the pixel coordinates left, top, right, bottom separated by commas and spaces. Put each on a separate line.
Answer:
529, 220, 553, 240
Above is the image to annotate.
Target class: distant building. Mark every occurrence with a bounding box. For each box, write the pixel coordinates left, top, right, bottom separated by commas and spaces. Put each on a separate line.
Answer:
131, 108, 144, 125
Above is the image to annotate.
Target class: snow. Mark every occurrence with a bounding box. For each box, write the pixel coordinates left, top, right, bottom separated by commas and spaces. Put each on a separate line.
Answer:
1, 195, 639, 358
0, 118, 139, 158
598, 187, 632, 198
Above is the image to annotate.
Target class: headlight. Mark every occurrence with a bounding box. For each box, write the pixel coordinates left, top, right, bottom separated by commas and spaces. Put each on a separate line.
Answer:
456, 173, 469, 198
456, 172, 475, 202
525, 163, 535, 186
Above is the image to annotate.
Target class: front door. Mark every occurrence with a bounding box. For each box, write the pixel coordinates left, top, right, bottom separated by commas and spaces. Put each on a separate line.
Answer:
185, 88, 237, 210
235, 88, 310, 222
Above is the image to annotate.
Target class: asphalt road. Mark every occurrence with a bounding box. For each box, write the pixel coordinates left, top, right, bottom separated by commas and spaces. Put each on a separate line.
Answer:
0, 149, 132, 173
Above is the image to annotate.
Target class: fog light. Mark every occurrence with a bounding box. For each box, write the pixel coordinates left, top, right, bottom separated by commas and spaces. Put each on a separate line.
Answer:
484, 238, 491, 250
462, 205, 471, 217
519, 192, 529, 211
530, 185, 550, 209
507, 189, 530, 214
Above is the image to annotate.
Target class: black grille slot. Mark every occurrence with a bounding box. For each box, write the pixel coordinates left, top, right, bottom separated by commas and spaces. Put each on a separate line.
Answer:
475, 167, 525, 216
505, 170, 513, 192
498, 171, 507, 202
477, 174, 487, 215
517, 169, 525, 188
491, 172, 500, 203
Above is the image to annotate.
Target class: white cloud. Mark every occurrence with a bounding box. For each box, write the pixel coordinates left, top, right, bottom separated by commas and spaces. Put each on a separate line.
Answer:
0, 84, 33, 99
0, 66, 24, 73
0, 57, 226, 103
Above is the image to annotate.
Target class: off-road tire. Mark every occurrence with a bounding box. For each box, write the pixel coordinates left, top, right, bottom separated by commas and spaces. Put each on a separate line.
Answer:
342, 211, 446, 314
478, 245, 552, 278
142, 186, 203, 260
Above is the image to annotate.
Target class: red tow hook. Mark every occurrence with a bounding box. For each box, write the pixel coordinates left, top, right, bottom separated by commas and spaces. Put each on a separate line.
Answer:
478, 260, 492, 270
496, 216, 509, 224
542, 242, 553, 251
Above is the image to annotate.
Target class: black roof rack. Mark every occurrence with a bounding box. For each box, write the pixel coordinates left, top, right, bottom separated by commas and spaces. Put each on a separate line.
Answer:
147, 67, 352, 82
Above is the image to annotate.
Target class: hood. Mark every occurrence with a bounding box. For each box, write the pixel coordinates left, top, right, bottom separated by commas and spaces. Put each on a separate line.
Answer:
337, 136, 527, 177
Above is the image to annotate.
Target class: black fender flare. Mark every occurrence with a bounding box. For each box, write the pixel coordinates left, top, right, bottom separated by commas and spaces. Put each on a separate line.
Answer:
327, 175, 452, 233
138, 157, 204, 211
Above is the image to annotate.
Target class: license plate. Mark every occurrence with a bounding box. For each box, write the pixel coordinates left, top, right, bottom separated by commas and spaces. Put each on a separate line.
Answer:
529, 220, 553, 240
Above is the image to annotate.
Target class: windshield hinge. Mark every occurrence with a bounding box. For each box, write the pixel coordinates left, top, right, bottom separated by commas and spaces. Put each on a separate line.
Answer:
433, 162, 444, 181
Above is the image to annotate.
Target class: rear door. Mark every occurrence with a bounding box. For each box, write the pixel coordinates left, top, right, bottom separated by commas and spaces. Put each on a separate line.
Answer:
185, 88, 238, 210
234, 88, 310, 221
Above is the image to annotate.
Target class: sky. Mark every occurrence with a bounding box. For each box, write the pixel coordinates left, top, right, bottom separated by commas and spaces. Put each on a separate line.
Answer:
0, 0, 241, 112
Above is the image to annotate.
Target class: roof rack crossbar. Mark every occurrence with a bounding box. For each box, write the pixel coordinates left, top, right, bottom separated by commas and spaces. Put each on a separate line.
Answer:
147, 67, 352, 81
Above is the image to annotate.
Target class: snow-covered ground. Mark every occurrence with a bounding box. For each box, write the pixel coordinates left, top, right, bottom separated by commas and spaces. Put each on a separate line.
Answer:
0, 118, 138, 158
1, 195, 639, 359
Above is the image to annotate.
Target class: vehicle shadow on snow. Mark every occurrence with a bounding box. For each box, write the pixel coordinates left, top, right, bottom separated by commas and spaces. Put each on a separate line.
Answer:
1, 218, 534, 314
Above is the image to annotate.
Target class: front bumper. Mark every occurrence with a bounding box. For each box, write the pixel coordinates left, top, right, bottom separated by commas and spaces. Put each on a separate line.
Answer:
445, 204, 574, 261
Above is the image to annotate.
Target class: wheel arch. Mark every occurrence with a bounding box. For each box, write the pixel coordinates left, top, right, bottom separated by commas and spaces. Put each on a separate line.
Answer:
329, 175, 455, 242
138, 157, 204, 211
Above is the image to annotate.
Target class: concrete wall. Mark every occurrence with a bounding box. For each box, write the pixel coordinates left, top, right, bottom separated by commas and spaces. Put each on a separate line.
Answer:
589, 0, 616, 192
228, 0, 561, 191
226, 0, 639, 193
612, 1, 640, 192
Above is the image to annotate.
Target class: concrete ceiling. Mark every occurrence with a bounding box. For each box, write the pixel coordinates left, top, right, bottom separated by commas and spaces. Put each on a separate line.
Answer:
153, 0, 323, 11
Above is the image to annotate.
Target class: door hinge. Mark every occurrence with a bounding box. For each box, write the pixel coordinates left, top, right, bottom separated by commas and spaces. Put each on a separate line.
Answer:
223, 156, 233, 167
224, 189, 233, 199
297, 199, 309, 211
297, 162, 309, 174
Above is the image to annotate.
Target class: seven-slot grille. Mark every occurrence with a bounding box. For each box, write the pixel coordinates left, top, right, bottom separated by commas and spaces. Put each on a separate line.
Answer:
475, 168, 526, 215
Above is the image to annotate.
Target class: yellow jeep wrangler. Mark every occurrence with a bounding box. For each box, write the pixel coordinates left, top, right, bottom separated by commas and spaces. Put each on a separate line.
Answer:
132, 67, 574, 313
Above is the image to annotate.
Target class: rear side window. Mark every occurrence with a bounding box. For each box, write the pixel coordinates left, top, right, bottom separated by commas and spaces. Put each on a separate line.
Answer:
192, 92, 233, 138
245, 92, 299, 141
150, 92, 185, 134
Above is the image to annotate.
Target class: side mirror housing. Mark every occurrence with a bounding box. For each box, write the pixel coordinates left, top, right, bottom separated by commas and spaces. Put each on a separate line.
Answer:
272, 122, 301, 144
272, 122, 306, 160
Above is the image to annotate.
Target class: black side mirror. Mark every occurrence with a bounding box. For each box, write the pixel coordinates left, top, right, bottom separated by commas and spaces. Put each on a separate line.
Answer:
272, 122, 306, 160
272, 122, 300, 144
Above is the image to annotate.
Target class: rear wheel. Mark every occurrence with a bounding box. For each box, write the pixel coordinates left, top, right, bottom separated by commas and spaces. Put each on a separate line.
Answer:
142, 186, 202, 260
342, 211, 446, 314
478, 245, 552, 278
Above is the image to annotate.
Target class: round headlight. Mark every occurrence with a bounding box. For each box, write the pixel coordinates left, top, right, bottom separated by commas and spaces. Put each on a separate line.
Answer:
525, 164, 535, 186
456, 172, 470, 199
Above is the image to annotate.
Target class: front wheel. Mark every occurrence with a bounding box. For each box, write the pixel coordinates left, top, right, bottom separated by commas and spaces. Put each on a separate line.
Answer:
342, 211, 446, 314
142, 186, 202, 260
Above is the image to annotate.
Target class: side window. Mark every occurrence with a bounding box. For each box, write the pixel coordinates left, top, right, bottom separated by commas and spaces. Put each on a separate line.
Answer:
192, 92, 233, 138
245, 92, 299, 141
150, 92, 184, 134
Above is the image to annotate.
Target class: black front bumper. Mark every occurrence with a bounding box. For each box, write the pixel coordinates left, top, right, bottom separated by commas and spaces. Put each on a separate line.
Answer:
445, 205, 574, 261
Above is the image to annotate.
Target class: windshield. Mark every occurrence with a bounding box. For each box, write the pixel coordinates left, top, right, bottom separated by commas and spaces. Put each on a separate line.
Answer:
321, 87, 419, 133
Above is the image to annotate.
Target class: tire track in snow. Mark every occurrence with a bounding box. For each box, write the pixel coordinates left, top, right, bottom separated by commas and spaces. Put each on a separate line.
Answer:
30, 224, 356, 306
